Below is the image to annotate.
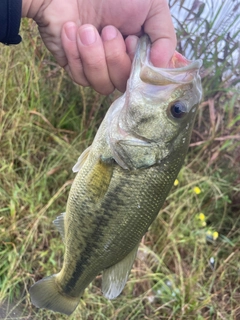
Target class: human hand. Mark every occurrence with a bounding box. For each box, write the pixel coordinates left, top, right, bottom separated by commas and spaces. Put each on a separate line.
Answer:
24, 0, 176, 95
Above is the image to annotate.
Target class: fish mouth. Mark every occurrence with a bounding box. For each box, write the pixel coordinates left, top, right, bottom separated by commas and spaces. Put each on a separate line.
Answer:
134, 35, 202, 86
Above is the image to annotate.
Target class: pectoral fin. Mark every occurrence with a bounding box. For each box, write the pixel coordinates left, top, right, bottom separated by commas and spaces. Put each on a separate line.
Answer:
86, 158, 114, 201
72, 145, 91, 173
102, 244, 139, 299
53, 212, 66, 243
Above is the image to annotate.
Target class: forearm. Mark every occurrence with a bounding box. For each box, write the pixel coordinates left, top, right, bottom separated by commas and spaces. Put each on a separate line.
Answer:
22, 0, 32, 17
22, 0, 44, 19
0, 0, 44, 45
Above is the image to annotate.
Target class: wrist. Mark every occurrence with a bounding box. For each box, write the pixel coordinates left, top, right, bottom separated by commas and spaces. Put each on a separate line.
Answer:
21, 0, 44, 19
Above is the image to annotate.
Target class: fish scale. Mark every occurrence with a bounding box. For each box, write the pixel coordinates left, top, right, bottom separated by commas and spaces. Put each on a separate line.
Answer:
29, 35, 202, 315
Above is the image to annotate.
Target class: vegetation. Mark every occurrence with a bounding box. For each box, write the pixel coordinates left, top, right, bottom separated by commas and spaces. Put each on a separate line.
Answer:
0, 0, 239, 319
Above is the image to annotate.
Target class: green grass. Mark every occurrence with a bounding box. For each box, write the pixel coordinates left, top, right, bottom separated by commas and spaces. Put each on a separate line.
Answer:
1, 1, 240, 319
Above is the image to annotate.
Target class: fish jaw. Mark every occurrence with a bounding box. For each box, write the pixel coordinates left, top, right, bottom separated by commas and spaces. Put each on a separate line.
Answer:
129, 35, 202, 113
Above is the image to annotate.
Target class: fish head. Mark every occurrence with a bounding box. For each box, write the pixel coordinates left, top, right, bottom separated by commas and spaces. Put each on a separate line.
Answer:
107, 35, 202, 169
123, 36, 202, 148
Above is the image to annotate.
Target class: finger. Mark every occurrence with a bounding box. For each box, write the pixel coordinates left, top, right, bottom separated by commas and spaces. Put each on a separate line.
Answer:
144, 0, 177, 67
61, 22, 89, 86
77, 24, 115, 95
125, 35, 139, 62
101, 26, 132, 92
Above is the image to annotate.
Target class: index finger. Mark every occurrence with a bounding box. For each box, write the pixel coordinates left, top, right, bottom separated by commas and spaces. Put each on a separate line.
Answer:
144, 0, 176, 68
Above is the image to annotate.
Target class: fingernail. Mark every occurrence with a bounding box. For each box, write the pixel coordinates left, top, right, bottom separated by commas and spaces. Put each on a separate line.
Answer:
79, 26, 97, 46
102, 26, 117, 41
65, 22, 77, 41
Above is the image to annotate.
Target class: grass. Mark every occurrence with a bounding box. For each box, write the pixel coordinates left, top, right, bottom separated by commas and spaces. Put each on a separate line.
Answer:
0, 1, 240, 319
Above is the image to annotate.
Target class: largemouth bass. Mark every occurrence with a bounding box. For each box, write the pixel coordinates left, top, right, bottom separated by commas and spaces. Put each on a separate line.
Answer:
30, 35, 202, 315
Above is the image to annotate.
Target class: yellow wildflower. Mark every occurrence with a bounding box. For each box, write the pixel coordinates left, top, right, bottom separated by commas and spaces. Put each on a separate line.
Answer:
196, 212, 206, 227
193, 186, 201, 194
212, 231, 219, 240
174, 179, 179, 186
198, 213, 205, 221
206, 230, 219, 241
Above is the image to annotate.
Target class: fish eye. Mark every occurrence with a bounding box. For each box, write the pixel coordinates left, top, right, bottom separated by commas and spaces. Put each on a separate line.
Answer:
170, 101, 187, 119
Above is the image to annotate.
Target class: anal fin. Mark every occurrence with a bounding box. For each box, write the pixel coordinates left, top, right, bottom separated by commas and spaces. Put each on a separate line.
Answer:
102, 244, 139, 299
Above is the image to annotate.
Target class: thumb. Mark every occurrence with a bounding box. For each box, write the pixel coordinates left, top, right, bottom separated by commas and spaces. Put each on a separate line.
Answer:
144, 0, 176, 67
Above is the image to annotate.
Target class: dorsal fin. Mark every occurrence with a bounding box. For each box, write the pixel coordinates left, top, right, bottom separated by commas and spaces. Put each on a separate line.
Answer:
102, 244, 139, 299
72, 145, 91, 173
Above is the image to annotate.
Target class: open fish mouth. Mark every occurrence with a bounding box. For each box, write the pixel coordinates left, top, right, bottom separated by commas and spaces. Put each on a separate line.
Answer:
133, 35, 202, 85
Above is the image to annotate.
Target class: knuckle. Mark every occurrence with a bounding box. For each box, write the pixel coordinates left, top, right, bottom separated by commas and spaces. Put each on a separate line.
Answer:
105, 50, 124, 65
83, 56, 106, 71
95, 84, 115, 95
71, 73, 89, 87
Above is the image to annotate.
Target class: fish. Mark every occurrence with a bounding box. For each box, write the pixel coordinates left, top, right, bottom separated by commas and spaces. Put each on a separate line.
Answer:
29, 35, 202, 315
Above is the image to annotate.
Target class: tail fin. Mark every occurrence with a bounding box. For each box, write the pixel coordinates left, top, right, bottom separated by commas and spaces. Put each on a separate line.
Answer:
29, 274, 79, 315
